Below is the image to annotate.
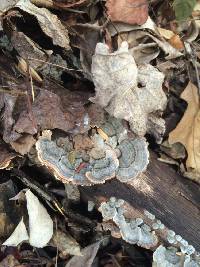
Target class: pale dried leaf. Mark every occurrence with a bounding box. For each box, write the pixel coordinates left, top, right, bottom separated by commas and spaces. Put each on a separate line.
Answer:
3, 217, 29, 246
25, 189, 53, 247
107, 16, 156, 35
106, 0, 148, 25
108, 22, 182, 59
15, 0, 70, 49
51, 0, 88, 8
0, 0, 18, 11
117, 31, 159, 64
144, 32, 182, 60
157, 27, 175, 39
17, 56, 43, 82
65, 241, 101, 267
157, 28, 184, 49
169, 82, 200, 183
5, 189, 54, 247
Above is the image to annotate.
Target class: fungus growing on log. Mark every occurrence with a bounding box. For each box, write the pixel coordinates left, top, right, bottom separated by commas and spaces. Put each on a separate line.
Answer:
99, 197, 158, 249
91, 41, 167, 143
36, 131, 119, 185
36, 131, 90, 185
116, 137, 149, 183
35, 116, 149, 185
153, 245, 200, 267
86, 148, 119, 184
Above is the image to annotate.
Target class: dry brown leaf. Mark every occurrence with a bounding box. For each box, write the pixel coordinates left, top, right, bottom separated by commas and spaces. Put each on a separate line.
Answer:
15, 0, 70, 49
108, 22, 182, 60
65, 241, 102, 267
11, 31, 50, 70
0, 180, 22, 239
0, 255, 20, 267
53, 0, 89, 8
0, 94, 21, 143
0, 143, 16, 169
13, 90, 75, 135
157, 27, 175, 39
11, 135, 36, 155
51, 229, 81, 256
118, 31, 160, 64
168, 82, 200, 183
168, 35, 184, 50
157, 28, 184, 50
106, 0, 148, 25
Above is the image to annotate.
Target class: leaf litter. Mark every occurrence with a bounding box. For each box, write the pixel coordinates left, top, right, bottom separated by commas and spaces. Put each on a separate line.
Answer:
0, 0, 200, 266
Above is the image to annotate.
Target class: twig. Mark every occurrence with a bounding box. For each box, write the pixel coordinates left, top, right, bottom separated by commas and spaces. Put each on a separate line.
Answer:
25, 59, 37, 130
55, 218, 58, 267
131, 43, 157, 51
0, 87, 27, 96
28, 57, 83, 72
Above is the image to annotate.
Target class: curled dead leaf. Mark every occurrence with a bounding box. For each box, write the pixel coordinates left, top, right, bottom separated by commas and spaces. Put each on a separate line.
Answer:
168, 35, 184, 50
53, 0, 89, 8
169, 82, 200, 183
11, 135, 36, 155
13, 90, 75, 135
157, 27, 184, 50
65, 241, 102, 267
106, 0, 148, 25
0, 143, 16, 169
14, 0, 70, 49
51, 229, 81, 256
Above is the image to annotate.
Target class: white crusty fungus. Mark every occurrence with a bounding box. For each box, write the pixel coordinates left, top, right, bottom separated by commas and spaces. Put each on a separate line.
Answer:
91, 41, 167, 143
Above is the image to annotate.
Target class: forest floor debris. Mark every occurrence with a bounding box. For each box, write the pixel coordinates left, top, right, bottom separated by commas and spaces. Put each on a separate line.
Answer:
0, 0, 200, 266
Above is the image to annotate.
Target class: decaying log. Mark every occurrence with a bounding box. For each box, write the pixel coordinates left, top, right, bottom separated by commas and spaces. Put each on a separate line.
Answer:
80, 152, 200, 251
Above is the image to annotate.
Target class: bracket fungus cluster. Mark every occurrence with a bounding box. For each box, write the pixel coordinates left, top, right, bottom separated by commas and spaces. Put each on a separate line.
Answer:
35, 115, 149, 186
99, 198, 200, 266
99, 197, 158, 249
91, 41, 167, 143
153, 245, 200, 267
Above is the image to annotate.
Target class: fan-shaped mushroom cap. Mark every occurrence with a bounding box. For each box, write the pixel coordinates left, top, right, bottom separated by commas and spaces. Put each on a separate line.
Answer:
86, 148, 119, 184
116, 137, 149, 183
36, 131, 90, 185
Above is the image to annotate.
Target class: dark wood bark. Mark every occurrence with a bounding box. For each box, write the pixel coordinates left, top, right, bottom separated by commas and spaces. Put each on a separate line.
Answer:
80, 152, 200, 251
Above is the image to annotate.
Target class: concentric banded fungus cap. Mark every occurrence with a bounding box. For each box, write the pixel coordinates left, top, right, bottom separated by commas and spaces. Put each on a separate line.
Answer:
101, 116, 128, 144
86, 148, 119, 184
36, 131, 91, 185
116, 137, 149, 183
